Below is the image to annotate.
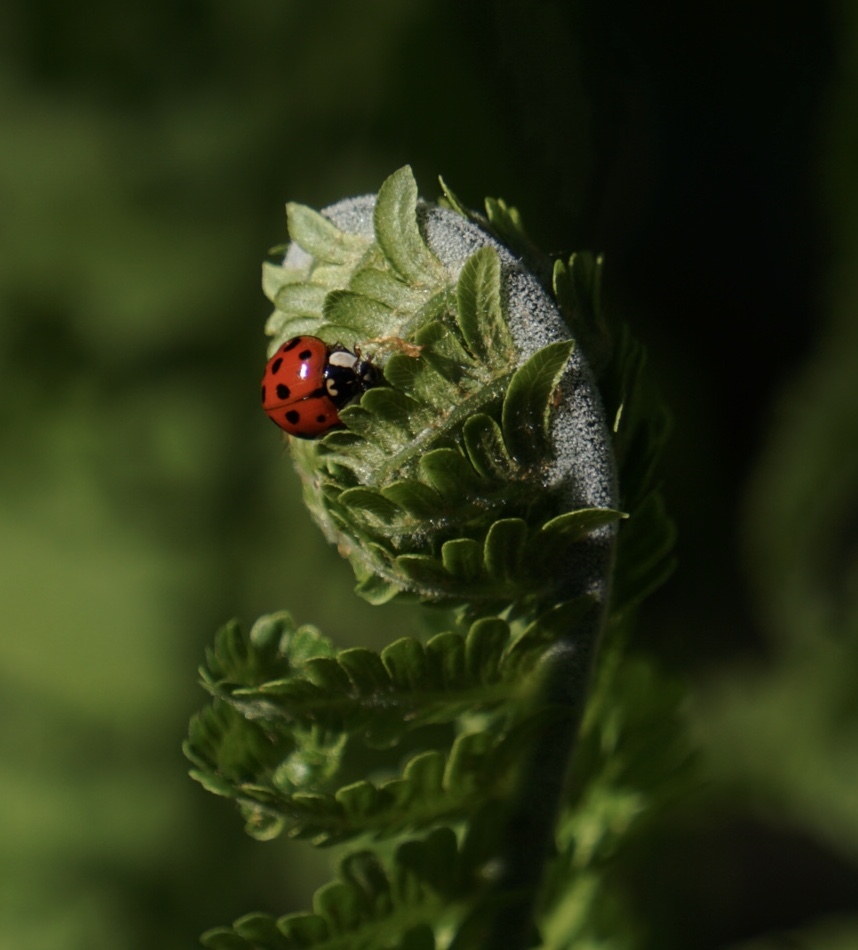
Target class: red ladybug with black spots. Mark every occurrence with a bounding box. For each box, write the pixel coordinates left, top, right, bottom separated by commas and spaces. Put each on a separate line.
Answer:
261, 336, 378, 438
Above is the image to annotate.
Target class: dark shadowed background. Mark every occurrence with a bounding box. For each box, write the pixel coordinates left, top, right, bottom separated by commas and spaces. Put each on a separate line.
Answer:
2, 2, 857, 947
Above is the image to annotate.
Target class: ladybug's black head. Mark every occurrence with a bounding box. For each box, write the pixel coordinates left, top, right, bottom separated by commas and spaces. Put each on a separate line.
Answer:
324, 347, 380, 409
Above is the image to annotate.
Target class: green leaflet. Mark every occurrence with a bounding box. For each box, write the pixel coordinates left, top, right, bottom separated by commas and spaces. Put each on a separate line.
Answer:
382, 351, 425, 391
552, 251, 611, 375
374, 166, 446, 286
273, 282, 328, 319
286, 202, 369, 265
358, 387, 421, 431
455, 246, 515, 365
502, 339, 575, 464
185, 701, 297, 807
611, 491, 677, 613
261, 260, 304, 304
349, 265, 426, 311
441, 538, 484, 583
462, 414, 514, 482
539, 507, 627, 543
338, 487, 403, 525
201, 612, 336, 690
483, 518, 527, 582
437, 175, 469, 217
323, 289, 399, 338
483, 195, 531, 260
419, 448, 482, 501
381, 480, 444, 519
352, 570, 402, 606
464, 617, 509, 684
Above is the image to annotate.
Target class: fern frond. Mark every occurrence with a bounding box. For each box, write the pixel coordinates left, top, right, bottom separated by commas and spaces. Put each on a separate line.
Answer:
201, 828, 470, 950
188, 166, 680, 950
185, 602, 595, 845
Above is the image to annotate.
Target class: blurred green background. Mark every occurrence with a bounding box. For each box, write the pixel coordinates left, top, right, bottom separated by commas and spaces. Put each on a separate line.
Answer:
1, 1, 857, 947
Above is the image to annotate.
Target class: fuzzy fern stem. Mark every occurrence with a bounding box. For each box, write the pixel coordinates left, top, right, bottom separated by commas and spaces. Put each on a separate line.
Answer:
478, 615, 603, 949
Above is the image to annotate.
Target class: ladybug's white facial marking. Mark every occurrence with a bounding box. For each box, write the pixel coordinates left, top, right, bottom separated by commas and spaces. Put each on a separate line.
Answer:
326, 379, 340, 398
327, 350, 359, 371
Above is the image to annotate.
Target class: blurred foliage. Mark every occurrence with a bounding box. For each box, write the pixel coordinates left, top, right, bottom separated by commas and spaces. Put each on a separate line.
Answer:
1, 0, 857, 948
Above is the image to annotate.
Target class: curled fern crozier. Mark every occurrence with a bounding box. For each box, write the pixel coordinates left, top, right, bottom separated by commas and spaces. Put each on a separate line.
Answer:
265, 166, 621, 615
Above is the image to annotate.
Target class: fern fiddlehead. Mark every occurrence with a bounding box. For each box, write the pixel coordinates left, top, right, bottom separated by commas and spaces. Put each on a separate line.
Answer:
185, 167, 678, 949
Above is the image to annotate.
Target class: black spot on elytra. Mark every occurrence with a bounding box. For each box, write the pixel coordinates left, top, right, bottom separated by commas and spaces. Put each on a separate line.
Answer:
270, 357, 282, 374
282, 338, 301, 352
299, 349, 312, 361
316, 414, 327, 423
276, 384, 291, 400
285, 409, 300, 424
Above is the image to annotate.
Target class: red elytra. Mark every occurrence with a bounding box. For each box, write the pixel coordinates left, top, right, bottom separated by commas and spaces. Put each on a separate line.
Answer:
261, 336, 377, 439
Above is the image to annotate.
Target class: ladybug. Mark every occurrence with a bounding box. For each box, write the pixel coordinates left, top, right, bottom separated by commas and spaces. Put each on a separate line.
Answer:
261, 335, 378, 439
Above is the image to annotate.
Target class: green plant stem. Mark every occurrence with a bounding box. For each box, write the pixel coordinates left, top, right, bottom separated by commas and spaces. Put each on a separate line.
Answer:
481, 607, 604, 950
